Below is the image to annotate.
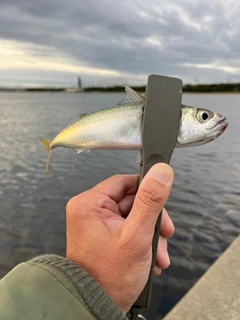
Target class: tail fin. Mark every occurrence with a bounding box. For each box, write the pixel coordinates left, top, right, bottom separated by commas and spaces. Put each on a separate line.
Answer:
41, 138, 51, 176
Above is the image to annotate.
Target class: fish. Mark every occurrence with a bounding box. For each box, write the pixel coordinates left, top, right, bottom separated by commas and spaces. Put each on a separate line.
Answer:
42, 85, 228, 175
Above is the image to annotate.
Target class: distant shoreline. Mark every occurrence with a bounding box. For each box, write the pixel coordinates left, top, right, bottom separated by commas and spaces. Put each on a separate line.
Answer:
1, 83, 240, 93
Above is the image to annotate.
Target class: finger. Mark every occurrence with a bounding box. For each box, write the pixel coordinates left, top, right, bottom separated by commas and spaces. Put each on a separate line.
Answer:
125, 163, 174, 242
156, 236, 170, 270
118, 194, 136, 217
153, 265, 162, 276
160, 208, 175, 238
94, 174, 138, 202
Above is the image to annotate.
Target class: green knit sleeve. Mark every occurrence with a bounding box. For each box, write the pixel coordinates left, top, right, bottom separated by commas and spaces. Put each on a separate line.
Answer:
0, 254, 127, 320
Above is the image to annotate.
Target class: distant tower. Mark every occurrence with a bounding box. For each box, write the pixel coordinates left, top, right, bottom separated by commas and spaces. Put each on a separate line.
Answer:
78, 77, 82, 89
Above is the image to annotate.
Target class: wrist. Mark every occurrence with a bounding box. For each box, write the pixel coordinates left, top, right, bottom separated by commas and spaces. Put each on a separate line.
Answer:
30, 255, 128, 319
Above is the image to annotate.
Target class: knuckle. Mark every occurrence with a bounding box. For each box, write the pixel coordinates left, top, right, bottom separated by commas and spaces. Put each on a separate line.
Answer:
94, 195, 109, 209
113, 174, 122, 179
139, 186, 165, 208
66, 197, 75, 213
66, 193, 86, 216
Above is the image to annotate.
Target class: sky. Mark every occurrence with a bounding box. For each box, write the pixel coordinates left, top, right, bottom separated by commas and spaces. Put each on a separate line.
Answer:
1, 0, 240, 87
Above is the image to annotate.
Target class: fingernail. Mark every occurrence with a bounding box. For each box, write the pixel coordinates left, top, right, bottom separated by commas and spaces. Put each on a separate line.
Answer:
151, 163, 173, 185
166, 251, 171, 266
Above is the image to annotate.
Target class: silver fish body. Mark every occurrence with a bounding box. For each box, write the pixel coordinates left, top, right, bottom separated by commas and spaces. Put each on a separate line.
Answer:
51, 103, 143, 151
42, 86, 228, 174
47, 105, 228, 151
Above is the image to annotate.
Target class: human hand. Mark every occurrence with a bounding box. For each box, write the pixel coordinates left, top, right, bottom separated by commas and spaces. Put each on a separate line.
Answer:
66, 163, 174, 313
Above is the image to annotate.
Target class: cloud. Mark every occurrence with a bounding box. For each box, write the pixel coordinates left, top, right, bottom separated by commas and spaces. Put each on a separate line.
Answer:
0, 0, 240, 87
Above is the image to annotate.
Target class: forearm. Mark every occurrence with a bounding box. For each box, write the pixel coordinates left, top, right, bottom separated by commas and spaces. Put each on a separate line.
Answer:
0, 254, 127, 320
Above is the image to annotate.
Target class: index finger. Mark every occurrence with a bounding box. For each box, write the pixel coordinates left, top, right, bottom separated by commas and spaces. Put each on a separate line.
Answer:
93, 174, 138, 203
160, 208, 175, 238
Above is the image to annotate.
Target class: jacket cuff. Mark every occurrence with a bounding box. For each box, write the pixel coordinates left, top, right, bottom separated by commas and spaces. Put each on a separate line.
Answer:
30, 254, 127, 320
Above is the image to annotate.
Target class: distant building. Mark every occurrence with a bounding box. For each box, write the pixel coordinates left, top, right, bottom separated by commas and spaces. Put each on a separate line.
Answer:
78, 77, 82, 89
64, 77, 84, 93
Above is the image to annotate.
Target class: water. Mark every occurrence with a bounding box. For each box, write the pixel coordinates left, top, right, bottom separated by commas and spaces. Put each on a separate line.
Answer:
0, 92, 239, 319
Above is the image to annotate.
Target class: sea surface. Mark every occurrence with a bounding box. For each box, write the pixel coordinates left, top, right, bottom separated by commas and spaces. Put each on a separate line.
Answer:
0, 92, 239, 319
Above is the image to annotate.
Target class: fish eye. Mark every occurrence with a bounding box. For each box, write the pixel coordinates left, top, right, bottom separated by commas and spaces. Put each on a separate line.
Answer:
196, 109, 213, 123
202, 112, 208, 120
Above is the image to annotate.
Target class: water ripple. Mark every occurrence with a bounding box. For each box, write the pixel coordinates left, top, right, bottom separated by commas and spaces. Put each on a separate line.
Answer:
1, 92, 240, 320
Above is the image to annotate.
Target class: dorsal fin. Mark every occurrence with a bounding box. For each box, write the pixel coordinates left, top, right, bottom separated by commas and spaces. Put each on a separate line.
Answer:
118, 85, 145, 105
78, 113, 87, 119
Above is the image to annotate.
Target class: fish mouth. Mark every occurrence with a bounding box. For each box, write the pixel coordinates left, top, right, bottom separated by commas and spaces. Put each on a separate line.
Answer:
217, 122, 228, 137
214, 118, 229, 137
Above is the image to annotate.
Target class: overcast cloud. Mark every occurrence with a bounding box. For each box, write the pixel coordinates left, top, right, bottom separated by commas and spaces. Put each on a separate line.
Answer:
1, 0, 240, 87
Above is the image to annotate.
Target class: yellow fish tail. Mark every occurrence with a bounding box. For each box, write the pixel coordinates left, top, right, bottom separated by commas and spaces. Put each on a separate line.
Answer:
41, 138, 51, 176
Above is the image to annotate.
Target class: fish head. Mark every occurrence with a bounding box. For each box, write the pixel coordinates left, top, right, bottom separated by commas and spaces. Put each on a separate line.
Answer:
177, 106, 228, 147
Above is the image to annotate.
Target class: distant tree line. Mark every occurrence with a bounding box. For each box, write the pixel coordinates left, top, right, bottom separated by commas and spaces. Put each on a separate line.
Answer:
25, 88, 65, 92
2, 82, 239, 93
183, 83, 240, 93
84, 86, 126, 92
84, 83, 240, 93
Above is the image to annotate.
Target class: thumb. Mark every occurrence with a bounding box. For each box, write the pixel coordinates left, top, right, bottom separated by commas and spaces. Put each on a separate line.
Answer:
125, 163, 174, 240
